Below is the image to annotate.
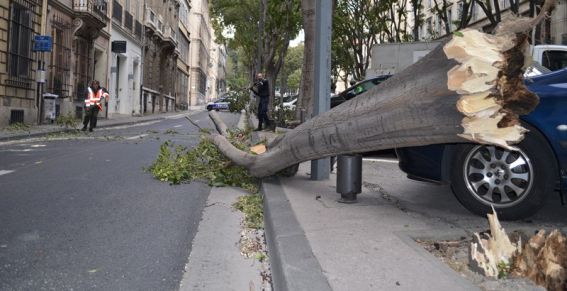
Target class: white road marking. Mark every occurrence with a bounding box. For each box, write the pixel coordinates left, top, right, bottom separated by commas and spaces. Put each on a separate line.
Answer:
166, 114, 187, 119
105, 120, 161, 130
173, 125, 182, 128
1, 149, 34, 152
126, 134, 148, 140
363, 158, 399, 164
0, 170, 15, 176
30, 144, 46, 148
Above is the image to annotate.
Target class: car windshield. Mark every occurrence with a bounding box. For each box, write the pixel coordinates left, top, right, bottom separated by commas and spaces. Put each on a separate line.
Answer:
344, 77, 388, 99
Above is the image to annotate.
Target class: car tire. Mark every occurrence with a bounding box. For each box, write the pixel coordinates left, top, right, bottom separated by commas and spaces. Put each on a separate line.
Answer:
449, 127, 557, 220
215, 108, 220, 111
207, 106, 212, 111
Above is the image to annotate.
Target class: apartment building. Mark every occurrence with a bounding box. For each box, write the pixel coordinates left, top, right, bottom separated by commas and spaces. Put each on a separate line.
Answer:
187, 0, 210, 106
107, 0, 143, 116
0, 0, 113, 126
419, 0, 566, 44
176, 0, 190, 109
142, 0, 179, 114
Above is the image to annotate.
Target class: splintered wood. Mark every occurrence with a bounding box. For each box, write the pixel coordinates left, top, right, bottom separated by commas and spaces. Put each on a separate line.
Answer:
469, 208, 519, 277
470, 209, 567, 290
444, 29, 534, 150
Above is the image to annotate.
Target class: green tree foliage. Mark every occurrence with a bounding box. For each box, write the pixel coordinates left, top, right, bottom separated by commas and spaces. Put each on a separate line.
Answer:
332, 0, 388, 82
211, 0, 302, 112
278, 44, 303, 95
149, 133, 259, 193
287, 68, 302, 93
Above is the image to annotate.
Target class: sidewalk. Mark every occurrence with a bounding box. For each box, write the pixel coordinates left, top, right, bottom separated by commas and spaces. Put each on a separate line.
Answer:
0, 110, 201, 142
262, 162, 479, 291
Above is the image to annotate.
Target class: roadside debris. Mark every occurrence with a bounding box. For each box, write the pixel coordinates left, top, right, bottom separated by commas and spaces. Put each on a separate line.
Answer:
418, 208, 567, 290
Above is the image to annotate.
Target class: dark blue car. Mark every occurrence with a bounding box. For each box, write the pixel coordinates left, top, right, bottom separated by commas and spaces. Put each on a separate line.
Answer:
396, 68, 567, 220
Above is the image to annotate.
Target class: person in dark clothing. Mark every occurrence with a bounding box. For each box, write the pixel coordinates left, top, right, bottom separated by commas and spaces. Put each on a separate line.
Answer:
82, 80, 109, 132
250, 73, 272, 131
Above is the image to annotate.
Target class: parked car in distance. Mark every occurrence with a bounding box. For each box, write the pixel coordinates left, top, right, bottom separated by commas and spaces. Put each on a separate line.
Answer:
330, 75, 392, 108
275, 94, 298, 111
396, 68, 567, 220
206, 97, 231, 111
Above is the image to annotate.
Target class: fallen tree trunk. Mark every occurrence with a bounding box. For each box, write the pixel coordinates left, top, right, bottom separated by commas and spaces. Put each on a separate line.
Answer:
206, 2, 554, 177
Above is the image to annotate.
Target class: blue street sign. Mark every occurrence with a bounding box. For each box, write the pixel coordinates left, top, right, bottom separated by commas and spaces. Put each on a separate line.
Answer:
33, 35, 52, 52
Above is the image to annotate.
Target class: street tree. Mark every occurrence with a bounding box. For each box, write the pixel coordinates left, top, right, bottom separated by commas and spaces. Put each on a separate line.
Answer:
296, 0, 316, 120
378, 0, 412, 42
410, 0, 425, 40
203, 1, 554, 177
278, 44, 304, 97
332, 0, 385, 82
211, 0, 302, 111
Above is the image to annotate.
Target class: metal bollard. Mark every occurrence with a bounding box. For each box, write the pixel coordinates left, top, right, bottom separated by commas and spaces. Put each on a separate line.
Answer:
336, 154, 362, 203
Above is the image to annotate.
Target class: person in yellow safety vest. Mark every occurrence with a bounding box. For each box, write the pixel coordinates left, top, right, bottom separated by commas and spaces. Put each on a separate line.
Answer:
82, 80, 109, 132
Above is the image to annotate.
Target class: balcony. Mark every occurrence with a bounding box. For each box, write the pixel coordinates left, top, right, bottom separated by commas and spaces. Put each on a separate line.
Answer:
73, 0, 109, 32
163, 25, 178, 47
144, 7, 161, 36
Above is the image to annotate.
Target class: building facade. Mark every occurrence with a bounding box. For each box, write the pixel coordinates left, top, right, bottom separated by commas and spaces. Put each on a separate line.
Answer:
207, 40, 227, 101
142, 0, 179, 114
418, 0, 566, 44
176, 0, 190, 109
108, 0, 143, 117
0, 0, 44, 126
1, 0, 113, 126
187, 0, 211, 106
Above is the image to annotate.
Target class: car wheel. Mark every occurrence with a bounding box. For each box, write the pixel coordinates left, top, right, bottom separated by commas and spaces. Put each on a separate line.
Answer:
215, 108, 220, 111
450, 129, 557, 220
207, 106, 212, 111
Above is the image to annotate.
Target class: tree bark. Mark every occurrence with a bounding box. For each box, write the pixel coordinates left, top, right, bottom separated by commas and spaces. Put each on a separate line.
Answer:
297, 0, 316, 120
205, 4, 553, 178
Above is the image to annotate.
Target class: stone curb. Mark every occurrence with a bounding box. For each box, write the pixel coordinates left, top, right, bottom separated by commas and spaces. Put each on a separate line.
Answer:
261, 177, 332, 291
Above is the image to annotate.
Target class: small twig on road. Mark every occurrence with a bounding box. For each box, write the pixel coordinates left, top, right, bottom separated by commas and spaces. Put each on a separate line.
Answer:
185, 116, 203, 131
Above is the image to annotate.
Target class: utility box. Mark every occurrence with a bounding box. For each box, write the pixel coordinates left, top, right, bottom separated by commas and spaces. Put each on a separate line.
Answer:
336, 154, 362, 203
43, 93, 59, 122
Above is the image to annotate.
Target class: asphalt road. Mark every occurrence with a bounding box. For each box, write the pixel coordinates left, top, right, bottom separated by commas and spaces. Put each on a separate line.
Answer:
0, 111, 240, 291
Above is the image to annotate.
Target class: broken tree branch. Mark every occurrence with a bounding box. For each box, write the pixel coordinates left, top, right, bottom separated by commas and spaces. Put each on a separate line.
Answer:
205, 1, 555, 177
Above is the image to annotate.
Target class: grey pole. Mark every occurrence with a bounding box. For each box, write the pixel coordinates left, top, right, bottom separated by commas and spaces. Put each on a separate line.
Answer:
310, 0, 332, 180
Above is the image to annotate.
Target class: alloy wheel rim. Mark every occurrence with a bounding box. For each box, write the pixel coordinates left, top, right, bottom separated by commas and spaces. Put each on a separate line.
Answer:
463, 145, 534, 207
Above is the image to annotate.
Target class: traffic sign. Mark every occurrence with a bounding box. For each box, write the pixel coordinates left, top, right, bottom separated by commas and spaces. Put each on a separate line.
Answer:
33, 35, 52, 52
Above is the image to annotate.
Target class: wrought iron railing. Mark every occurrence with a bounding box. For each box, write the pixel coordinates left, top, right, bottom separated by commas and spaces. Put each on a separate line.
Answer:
73, 0, 108, 22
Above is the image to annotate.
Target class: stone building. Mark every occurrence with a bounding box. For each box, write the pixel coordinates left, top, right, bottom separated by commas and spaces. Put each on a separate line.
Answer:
142, 0, 179, 114
108, 0, 144, 117
0, 0, 114, 127
176, 0, 190, 110
187, 0, 211, 106
0, 0, 44, 126
49, 0, 111, 120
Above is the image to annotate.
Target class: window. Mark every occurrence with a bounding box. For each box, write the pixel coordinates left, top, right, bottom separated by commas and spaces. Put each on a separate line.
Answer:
125, 11, 133, 30
8, 2, 34, 82
112, 0, 122, 23
179, 1, 189, 27
74, 38, 90, 101
49, 16, 72, 98
178, 34, 189, 60
177, 70, 188, 101
541, 51, 567, 71
199, 70, 207, 94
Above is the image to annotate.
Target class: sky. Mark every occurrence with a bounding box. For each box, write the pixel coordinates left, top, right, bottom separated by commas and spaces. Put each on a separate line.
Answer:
290, 30, 305, 47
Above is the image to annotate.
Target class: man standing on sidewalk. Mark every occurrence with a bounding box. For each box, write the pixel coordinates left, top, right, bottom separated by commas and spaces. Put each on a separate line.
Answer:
250, 73, 273, 131
82, 80, 109, 132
